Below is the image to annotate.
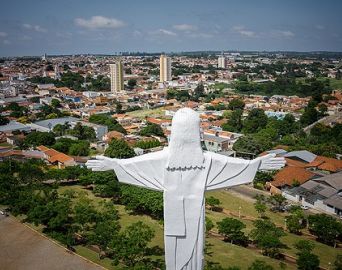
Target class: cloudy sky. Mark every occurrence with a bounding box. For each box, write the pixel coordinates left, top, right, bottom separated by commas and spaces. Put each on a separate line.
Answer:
0, 0, 341, 56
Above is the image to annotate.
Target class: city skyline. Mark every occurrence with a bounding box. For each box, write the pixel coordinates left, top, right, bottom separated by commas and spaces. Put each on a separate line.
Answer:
1, 0, 342, 56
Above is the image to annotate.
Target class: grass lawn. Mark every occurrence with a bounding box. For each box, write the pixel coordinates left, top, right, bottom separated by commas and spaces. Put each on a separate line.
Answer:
75, 245, 116, 270
328, 78, 342, 89
57, 185, 341, 269
296, 77, 342, 90
206, 190, 341, 269
0, 142, 11, 147
206, 237, 296, 270
126, 107, 166, 119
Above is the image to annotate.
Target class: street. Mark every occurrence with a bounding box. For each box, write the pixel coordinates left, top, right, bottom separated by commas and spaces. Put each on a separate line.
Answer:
0, 215, 104, 270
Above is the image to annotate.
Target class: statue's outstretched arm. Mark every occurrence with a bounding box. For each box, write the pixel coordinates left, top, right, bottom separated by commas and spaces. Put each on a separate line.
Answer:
86, 154, 165, 191
206, 153, 285, 191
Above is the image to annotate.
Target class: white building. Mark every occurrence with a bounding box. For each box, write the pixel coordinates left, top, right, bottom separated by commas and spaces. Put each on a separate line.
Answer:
109, 61, 124, 93
160, 54, 171, 82
218, 56, 227, 69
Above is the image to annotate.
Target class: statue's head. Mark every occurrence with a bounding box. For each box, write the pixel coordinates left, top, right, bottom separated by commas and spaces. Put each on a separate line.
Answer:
167, 108, 204, 169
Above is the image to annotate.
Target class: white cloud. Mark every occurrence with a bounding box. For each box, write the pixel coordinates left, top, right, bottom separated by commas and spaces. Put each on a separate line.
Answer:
232, 26, 256, 38
150, 29, 177, 36
0, 32, 8, 38
189, 32, 213, 39
315, 25, 325, 30
23, 23, 47, 33
173, 24, 197, 31
74, 16, 125, 30
3, 40, 11, 45
271, 30, 295, 38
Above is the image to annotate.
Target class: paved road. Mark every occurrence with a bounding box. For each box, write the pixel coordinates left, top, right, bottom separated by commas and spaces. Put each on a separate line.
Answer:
228, 184, 269, 202
303, 111, 342, 134
0, 215, 104, 270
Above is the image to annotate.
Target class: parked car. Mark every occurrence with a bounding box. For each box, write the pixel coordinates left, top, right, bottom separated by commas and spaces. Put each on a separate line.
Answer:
300, 205, 309, 210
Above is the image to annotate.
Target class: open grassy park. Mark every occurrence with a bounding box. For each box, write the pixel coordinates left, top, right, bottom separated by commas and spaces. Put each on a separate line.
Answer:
126, 107, 166, 120
56, 185, 341, 270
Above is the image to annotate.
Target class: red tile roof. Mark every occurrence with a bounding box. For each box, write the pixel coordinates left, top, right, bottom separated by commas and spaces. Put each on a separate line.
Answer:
272, 167, 316, 187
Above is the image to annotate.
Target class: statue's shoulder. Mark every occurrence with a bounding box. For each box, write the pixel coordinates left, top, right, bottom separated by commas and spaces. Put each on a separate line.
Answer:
204, 151, 247, 164
140, 147, 169, 161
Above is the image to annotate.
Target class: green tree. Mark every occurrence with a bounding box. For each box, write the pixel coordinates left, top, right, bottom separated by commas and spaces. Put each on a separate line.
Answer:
253, 171, 273, 189
334, 254, 342, 270
222, 109, 243, 132
69, 122, 96, 141
248, 260, 274, 270
243, 109, 268, 134
134, 139, 161, 149
0, 115, 9, 125
295, 240, 320, 270
89, 114, 126, 134
194, 83, 204, 99
51, 138, 74, 153
206, 196, 221, 211
250, 219, 285, 258
68, 141, 90, 156
318, 103, 328, 117
53, 123, 70, 136
268, 194, 287, 212
140, 122, 165, 137
300, 101, 318, 126
24, 131, 56, 147
217, 218, 248, 246
110, 221, 155, 267
127, 79, 137, 89
51, 99, 61, 108
254, 195, 267, 218
119, 184, 163, 219
206, 217, 214, 233
228, 98, 245, 110
308, 214, 342, 247
73, 197, 98, 233
105, 138, 135, 159
233, 135, 268, 155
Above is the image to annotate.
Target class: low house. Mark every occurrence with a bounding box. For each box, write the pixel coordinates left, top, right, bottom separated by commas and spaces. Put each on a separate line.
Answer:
282, 172, 342, 216
271, 166, 317, 188
0, 121, 31, 133
31, 117, 108, 140
37, 145, 75, 168
103, 130, 125, 142
203, 134, 230, 153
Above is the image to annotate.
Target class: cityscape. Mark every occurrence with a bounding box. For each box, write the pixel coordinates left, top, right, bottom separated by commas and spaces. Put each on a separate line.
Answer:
0, 1, 342, 270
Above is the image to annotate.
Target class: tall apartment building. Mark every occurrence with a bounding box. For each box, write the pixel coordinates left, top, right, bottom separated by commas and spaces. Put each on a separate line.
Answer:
218, 56, 227, 69
160, 54, 171, 82
109, 61, 124, 93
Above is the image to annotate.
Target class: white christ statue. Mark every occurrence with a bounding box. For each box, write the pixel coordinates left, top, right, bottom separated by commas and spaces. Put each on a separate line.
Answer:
86, 108, 285, 270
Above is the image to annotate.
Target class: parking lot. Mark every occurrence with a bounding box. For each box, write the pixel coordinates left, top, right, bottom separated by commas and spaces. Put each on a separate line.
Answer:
0, 215, 104, 270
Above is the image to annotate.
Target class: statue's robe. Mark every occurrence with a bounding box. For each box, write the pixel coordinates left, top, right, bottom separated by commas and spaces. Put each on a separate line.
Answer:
112, 148, 260, 270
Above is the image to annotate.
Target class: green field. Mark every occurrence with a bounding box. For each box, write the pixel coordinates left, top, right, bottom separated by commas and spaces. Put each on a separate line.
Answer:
126, 107, 166, 119
56, 185, 341, 269
296, 77, 342, 90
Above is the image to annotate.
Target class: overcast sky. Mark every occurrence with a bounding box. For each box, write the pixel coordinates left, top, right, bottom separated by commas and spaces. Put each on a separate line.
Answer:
0, 0, 341, 56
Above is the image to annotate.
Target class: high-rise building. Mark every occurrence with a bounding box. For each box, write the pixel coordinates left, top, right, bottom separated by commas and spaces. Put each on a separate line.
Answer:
109, 61, 124, 93
218, 55, 226, 68
159, 54, 171, 82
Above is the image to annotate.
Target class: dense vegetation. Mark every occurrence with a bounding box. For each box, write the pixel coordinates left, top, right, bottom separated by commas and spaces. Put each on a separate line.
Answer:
89, 114, 126, 134
0, 159, 164, 269
29, 72, 111, 92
